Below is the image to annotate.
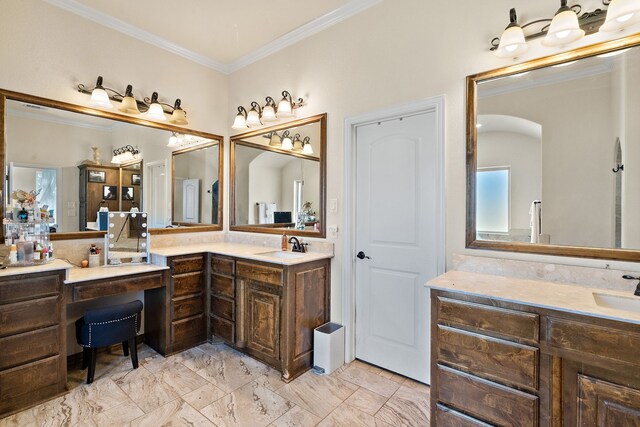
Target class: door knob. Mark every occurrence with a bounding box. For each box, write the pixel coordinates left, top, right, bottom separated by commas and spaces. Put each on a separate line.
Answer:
356, 251, 371, 260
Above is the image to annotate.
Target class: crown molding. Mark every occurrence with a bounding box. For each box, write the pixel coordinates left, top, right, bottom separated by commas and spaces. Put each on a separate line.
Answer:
226, 0, 383, 73
43, 0, 230, 73
43, 0, 383, 74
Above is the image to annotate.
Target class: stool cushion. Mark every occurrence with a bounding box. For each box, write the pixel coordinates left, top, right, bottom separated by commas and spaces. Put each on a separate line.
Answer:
76, 300, 143, 348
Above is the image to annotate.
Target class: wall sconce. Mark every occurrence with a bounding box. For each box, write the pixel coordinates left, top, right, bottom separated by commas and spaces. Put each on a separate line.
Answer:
167, 132, 212, 149
302, 136, 314, 155
78, 76, 188, 125
281, 130, 293, 150
232, 90, 305, 129
263, 131, 314, 155
268, 131, 282, 147
111, 145, 140, 164
292, 134, 303, 152
491, 0, 640, 58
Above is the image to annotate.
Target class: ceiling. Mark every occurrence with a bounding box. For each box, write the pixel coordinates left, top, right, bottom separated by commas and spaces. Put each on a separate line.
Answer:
44, 0, 382, 73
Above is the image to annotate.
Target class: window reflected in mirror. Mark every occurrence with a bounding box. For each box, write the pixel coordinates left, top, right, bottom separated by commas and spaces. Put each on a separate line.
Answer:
231, 114, 326, 237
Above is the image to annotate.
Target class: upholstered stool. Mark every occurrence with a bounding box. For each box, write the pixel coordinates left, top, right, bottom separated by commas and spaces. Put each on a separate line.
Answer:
75, 300, 143, 384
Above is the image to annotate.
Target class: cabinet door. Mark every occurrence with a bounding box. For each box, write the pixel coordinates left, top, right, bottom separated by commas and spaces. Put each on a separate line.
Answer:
245, 282, 280, 363
577, 374, 640, 426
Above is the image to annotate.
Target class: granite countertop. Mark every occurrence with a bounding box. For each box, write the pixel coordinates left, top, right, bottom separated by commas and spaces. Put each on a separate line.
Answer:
150, 242, 333, 266
427, 270, 640, 325
0, 258, 72, 278
65, 263, 169, 284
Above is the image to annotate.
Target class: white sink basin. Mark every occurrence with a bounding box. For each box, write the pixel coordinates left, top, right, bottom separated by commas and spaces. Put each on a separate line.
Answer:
256, 251, 305, 260
593, 292, 640, 312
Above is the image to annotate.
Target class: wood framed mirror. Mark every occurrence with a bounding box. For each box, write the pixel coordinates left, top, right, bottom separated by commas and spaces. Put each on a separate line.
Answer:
230, 113, 327, 237
0, 89, 224, 241
466, 33, 640, 262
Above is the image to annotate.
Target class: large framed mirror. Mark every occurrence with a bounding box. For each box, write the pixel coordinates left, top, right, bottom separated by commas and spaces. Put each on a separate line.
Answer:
467, 34, 640, 262
230, 113, 326, 237
1, 89, 224, 240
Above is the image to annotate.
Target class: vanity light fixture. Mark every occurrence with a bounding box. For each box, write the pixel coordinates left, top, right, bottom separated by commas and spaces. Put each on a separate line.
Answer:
232, 106, 249, 130
232, 90, 305, 130
78, 76, 188, 125
246, 102, 263, 127
281, 130, 293, 150
292, 134, 304, 152
490, 0, 639, 58
111, 145, 140, 165
601, 0, 640, 31
302, 137, 314, 154
268, 132, 283, 147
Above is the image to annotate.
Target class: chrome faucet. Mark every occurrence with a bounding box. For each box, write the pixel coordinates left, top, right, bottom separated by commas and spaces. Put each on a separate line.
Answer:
288, 236, 307, 253
622, 275, 640, 296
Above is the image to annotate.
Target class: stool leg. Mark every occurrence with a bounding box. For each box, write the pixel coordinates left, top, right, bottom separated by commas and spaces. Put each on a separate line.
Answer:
81, 347, 90, 369
129, 337, 139, 369
87, 348, 97, 384
122, 340, 129, 356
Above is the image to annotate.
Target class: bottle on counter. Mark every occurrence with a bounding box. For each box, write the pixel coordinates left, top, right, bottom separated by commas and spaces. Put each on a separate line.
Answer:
9, 244, 17, 264
281, 232, 288, 251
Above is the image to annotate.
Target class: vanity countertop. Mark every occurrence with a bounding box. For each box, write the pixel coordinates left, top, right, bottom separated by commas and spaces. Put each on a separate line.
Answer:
427, 270, 640, 325
65, 263, 169, 284
150, 242, 333, 266
0, 258, 72, 278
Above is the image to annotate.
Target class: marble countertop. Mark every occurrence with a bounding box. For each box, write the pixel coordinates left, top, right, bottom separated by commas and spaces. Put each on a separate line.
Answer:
150, 242, 333, 266
0, 258, 72, 277
427, 270, 640, 325
65, 263, 169, 284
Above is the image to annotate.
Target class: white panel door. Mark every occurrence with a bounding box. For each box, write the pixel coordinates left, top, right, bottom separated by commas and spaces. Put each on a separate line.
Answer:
355, 111, 442, 384
182, 179, 200, 223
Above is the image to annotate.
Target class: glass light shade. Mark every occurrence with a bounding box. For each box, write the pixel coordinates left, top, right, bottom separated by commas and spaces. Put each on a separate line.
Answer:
246, 109, 261, 127
168, 133, 178, 147
269, 133, 282, 147
281, 136, 293, 150
600, 0, 640, 31
170, 109, 188, 125
118, 96, 140, 114
542, 10, 585, 46
262, 105, 277, 122
277, 99, 294, 117
495, 26, 529, 58
302, 142, 314, 155
89, 88, 114, 109
232, 113, 248, 130
110, 154, 120, 164
146, 103, 166, 121
292, 138, 303, 152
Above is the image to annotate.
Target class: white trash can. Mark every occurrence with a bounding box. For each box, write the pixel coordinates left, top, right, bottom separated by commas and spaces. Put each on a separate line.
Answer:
313, 322, 345, 375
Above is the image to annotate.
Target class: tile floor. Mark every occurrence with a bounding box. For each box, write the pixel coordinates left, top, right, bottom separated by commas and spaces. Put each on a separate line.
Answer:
0, 343, 430, 427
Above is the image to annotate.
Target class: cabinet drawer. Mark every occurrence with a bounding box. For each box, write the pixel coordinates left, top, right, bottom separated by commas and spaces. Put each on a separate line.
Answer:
437, 365, 538, 427
437, 297, 539, 345
211, 256, 234, 276
437, 325, 539, 391
0, 355, 61, 401
171, 314, 205, 348
211, 274, 234, 299
0, 296, 60, 338
546, 317, 640, 366
435, 404, 493, 427
171, 295, 204, 321
237, 261, 283, 286
172, 272, 203, 297
0, 325, 60, 370
211, 315, 235, 344
170, 255, 204, 274
0, 274, 59, 304
211, 295, 234, 321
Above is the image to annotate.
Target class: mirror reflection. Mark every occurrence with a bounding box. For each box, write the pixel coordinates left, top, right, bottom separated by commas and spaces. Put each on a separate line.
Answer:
3, 98, 223, 234
172, 143, 220, 225
474, 43, 640, 250
231, 115, 325, 236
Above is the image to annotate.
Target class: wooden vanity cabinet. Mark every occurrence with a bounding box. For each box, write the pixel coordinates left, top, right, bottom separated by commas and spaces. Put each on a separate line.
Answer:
431, 289, 640, 426
167, 254, 206, 354
208, 256, 330, 382
0, 270, 67, 417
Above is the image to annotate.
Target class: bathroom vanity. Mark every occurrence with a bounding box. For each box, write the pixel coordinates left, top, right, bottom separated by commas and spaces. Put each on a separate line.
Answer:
428, 271, 640, 426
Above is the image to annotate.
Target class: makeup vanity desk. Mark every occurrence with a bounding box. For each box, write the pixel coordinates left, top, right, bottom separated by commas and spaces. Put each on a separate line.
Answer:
0, 244, 332, 418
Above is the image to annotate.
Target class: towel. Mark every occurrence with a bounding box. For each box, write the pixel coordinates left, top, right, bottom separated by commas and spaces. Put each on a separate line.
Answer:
530, 201, 541, 244
257, 202, 277, 224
